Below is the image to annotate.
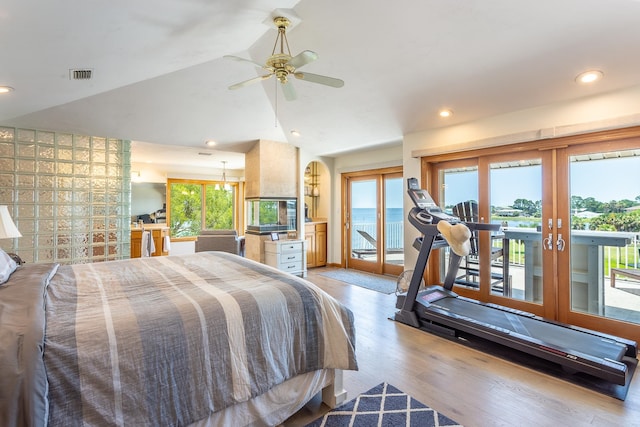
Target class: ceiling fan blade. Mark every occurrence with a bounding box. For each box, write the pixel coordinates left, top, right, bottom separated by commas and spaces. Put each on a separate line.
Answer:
294, 72, 344, 88
281, 80, 297, 101
223, 55, 265, 69
288, 50, 318, 69
228, 74, 273, 90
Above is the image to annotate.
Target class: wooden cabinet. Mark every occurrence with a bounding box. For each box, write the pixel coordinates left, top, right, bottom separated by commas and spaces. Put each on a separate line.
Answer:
130, 225, 170, 258
131, 229, 143, 258
264, 239, 307, 277
305, 221, 327, 268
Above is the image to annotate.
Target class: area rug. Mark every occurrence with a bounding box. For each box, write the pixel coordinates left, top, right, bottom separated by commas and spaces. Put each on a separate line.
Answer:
318, 269, 397, 294
305, 382, 462, 427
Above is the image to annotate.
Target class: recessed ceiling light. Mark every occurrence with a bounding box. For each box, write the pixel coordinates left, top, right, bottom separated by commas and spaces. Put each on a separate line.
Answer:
575, 70, 603, 84
205, 140, 216, 146
290, 130, 301, 137
0, 86, 14, 94
439, 109, 453, 118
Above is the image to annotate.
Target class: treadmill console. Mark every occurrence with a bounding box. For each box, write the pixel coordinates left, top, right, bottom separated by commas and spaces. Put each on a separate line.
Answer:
407, 178, 459, 224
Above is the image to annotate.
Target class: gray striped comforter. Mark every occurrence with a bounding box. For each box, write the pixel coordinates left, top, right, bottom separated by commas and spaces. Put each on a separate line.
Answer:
1, 252, 357, 426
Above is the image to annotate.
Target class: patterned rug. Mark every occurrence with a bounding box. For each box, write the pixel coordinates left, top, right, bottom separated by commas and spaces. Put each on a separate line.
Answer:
305, 383, 463, 426
318, 269, 397, 294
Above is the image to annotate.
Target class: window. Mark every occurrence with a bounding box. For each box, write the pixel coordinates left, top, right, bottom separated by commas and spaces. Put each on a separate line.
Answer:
168, 179, 236, 237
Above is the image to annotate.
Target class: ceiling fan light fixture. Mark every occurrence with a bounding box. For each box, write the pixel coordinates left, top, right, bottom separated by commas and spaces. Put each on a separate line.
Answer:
224, 16, 343, 101
439, 109, 453, 118
575, 70, 603, 84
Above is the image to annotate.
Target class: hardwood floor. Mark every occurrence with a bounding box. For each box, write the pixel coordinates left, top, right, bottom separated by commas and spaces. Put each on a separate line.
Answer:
284, 267, 640, 427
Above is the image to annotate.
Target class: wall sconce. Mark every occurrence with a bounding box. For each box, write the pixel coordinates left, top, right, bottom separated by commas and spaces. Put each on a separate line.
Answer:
312, 186, 320, 197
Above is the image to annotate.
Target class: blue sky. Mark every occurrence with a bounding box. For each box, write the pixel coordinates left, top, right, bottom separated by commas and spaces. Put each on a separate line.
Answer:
351, 178, 404, 209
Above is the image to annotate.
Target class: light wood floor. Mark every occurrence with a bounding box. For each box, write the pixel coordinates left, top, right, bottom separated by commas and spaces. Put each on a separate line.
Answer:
284, 267, 640, 427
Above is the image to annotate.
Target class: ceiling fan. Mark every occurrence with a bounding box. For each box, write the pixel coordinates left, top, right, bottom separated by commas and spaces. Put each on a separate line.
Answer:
224, 16, 344, 101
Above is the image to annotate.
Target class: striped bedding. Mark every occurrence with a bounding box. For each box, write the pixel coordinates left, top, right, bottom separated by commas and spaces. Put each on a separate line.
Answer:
0, 252, 357, 426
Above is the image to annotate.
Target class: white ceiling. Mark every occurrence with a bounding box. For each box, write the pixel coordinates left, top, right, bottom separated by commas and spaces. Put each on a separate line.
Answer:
2, 0, 640, 171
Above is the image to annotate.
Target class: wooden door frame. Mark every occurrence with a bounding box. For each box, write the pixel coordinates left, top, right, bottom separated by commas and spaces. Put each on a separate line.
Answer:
557, 139, 640, 343
419, 125, 640, 344
425, 151, 554, 318
342, 166, 403, 275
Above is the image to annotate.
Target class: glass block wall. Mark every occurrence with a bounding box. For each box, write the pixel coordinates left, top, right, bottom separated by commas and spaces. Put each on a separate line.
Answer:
0, 126, 131, 264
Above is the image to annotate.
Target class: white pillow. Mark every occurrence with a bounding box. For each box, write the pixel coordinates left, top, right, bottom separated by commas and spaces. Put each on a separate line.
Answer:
0, 249, 18, 285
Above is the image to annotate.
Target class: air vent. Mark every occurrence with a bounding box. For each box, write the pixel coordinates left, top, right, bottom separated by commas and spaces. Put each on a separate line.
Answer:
69, 69, 93, 80
198, 152, 213, 156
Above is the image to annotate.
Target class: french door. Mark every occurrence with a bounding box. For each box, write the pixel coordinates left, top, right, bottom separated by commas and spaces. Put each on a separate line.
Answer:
343, 168, 404, 276
424, 128, 640, 343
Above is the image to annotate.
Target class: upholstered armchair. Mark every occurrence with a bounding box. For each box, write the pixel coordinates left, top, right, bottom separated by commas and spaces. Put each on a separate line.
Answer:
195, 230, 244, 256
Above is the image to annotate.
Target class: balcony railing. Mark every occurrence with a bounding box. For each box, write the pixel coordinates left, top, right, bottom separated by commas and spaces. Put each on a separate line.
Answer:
351, 221, 404, 250
351, 221, 640, 280
499, 232, 640, 275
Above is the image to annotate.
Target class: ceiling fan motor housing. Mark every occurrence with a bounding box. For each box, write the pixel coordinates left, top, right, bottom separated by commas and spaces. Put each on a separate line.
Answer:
267, 53, 295, 83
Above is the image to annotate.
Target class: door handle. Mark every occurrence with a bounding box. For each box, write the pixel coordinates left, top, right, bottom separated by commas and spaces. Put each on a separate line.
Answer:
557, 234, 566, 251
543, 233, 553, 251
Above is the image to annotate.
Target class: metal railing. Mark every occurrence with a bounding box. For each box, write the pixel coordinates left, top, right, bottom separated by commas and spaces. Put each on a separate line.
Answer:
351, 221, 404, 250
500, 233, 640, 275
352, 221, 640, 278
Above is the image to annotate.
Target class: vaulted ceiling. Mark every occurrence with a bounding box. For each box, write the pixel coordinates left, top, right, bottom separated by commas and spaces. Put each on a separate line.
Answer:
2, 0, 640, 170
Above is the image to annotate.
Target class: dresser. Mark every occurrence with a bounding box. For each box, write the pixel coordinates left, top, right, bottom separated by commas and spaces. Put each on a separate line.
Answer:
264, 239, 307, 277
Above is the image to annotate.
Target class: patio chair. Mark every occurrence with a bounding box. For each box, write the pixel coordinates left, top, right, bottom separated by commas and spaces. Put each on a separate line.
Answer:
352, 229, 403, 258
452, 201, 509, 293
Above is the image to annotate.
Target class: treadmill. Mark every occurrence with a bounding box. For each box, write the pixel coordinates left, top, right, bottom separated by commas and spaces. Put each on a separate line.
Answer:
395, 178, 637, 386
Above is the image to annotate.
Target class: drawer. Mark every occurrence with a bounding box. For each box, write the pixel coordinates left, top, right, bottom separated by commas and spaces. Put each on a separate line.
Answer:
280, 260, 303, 273
280, 251, 303, 263
280, 242, 303, 253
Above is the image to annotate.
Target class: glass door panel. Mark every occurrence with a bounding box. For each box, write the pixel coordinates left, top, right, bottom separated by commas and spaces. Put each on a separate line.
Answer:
568, 149, 640, 325
383, 175, 404, 275
490, 158, 544, 303
438, 165, 479, 291
349, 178, 379, 272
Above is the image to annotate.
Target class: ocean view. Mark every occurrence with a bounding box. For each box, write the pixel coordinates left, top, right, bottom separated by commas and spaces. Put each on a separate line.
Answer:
351, 208, 404, 224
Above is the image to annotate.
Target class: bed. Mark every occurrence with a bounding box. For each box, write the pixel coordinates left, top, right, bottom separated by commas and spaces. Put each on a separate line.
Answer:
0, 251, 358, 426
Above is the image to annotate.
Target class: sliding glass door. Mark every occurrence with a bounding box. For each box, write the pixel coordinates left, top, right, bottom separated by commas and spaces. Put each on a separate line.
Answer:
423, 129, 640, 343
432, 151, 553, 317
344, 168, 404, 276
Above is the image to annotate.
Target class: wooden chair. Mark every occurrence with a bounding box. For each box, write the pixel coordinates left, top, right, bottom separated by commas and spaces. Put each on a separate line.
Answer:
452, 201, 508, 293
352, 230, 403, 258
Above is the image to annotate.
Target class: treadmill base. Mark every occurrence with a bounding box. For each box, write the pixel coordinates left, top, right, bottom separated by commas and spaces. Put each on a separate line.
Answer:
433, 325, 637, 400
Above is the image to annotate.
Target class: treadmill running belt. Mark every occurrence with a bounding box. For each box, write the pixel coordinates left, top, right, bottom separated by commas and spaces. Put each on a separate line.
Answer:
431, 297, 627, 361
